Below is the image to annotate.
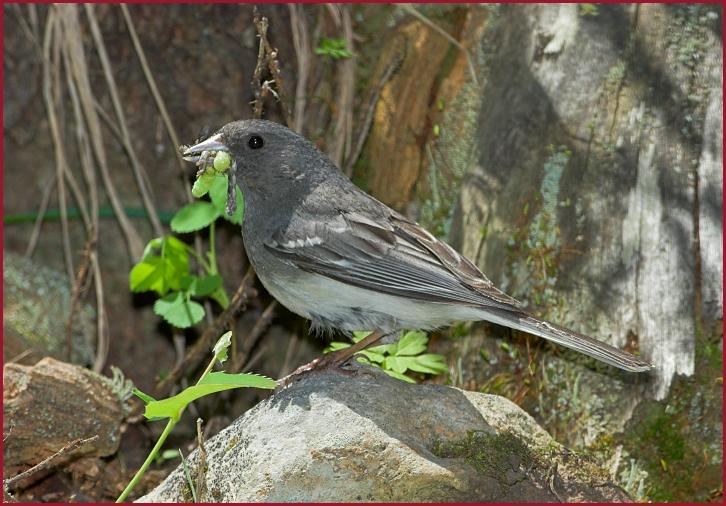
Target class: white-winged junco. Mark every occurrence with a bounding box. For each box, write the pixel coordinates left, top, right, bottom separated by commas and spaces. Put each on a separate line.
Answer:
183, 120, 652, 374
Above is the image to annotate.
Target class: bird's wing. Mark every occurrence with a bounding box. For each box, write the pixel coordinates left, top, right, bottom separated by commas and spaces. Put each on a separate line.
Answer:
263, 209, 519, 310
388, 213, 520, 307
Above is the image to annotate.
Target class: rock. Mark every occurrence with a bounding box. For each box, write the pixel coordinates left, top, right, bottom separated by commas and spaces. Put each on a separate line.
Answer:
3, 252, 95, 366
141, 366, 629, 502
448, 3, 722, 401
3, 357, 126, 475
360, 5, 722, 403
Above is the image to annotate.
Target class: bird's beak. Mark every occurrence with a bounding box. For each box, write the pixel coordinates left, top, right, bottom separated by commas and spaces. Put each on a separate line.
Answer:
181, 133, 228, 162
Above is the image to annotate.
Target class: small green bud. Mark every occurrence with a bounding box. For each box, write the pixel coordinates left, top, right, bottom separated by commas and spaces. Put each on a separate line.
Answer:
192, 172, 215, 198
213, 151, 232, 173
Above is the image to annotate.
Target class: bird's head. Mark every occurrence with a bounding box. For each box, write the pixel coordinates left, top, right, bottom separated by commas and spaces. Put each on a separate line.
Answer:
182, 120, 335, 199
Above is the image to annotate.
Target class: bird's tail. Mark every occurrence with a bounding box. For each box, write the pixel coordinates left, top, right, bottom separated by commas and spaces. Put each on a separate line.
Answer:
480, 308, 653, 372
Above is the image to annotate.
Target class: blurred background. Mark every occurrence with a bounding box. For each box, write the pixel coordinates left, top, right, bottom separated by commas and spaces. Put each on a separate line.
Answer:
3, 3, 722, 502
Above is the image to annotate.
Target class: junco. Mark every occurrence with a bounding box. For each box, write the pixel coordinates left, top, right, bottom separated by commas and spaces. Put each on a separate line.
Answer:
183, 120, 652, 374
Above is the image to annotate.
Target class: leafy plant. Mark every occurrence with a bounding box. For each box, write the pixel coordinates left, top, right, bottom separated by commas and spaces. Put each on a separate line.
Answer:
325, 330, 448, 383
314, 37, 353, 59
116, 332, 276, 502
579, 3, 599, 16
129, 174, 243, 328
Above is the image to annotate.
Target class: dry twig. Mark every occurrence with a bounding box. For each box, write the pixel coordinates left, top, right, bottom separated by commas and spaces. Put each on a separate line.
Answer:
120, 3, 208, 289
289, 4, 310, 134
59, 4, 144, 260
278, 333, 301, 378
24, 173, 57, 258
400, 4, 479, 86
65, 232, 95, 361
328, 4, 356, 167
41, 9, 74, 281
84, 4, 164, 237
194, 418, 208, 501
251, 9, 269, 120
230, 300, 278, 374
252, 8, 294, 128
4, 435, 100, 491
90, 251, 110, 373
119, 4, 193, 203
343, 48, 405, 176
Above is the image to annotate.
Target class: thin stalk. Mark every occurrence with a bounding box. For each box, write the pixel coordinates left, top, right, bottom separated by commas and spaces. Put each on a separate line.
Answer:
116, 350, 218, 502
115, 418, 176, 503
179, 449, 197, 502
208, 221, 217, 275
84, 4, 163, 237
197, 355, 216, 384
182, 243, 212, 274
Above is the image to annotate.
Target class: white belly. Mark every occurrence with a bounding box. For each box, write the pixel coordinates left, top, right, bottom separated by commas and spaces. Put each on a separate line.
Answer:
256, 269, 482, 333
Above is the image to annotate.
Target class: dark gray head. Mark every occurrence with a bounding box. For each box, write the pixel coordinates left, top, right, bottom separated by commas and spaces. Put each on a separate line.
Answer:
183, 119, 342, 201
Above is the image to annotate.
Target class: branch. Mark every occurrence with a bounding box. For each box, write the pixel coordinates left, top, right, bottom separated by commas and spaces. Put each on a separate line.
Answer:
4, 435, 100, 490
230, 300, 277, 374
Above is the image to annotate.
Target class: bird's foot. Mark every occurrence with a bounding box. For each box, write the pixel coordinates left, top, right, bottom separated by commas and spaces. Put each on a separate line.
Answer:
275, 331, 386, 391
275, 350, 359, 391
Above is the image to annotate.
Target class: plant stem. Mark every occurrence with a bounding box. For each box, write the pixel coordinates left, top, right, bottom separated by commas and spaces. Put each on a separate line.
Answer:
116, 345, 217, 502
115, 417, 177, 502
197, 353, 217, 386
183, 243, 212, 273
208, 221, 217, 275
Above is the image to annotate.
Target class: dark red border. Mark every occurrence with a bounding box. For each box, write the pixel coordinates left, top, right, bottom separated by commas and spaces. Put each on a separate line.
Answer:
0, 3, 723, 506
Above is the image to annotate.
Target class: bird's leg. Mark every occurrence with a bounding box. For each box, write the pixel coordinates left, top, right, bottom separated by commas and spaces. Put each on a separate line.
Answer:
277, 330, 385, 388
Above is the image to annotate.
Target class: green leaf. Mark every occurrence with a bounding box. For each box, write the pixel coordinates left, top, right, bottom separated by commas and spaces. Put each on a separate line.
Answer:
367, 343, 395, 355
143, 372, 275, 420
382, 355, 410, 374
153, 291, 205, 328
159, 449, 180, 461
195, 274, 222, 296
394, 330, 428, 356
132, 388, 156, 404
210, 287, 230, 309
314, 37, 353, 59
198, 372, 276, 389
170, 201, 220, 233
213, 331, 233, 364
179, 275, 195, 291
383, 369, 416, 383
407, 354, 449, 374
181, 274, 223, 297
130, 256, 166, 294
323, 341, 351, 353
355, 356, 372, 365
209, 176, 244, 225
356, 349, 386, 364
130, 237, 190, 295
162, 236, 190, 268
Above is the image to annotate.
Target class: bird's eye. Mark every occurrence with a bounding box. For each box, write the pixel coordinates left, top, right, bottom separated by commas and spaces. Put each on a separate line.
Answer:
248, 135, 264, 150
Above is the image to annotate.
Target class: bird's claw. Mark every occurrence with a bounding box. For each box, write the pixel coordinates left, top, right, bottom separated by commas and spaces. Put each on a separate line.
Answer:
275, 353, 358, 391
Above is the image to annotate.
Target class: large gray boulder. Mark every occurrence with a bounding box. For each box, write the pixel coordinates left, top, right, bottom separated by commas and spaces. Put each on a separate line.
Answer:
141, 366, 629, 502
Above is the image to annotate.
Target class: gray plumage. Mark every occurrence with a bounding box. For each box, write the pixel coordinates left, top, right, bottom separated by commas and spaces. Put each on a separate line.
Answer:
183, 119, 653, 373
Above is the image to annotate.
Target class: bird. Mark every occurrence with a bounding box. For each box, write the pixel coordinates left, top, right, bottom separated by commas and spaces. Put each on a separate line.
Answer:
182, 119, 652, 378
